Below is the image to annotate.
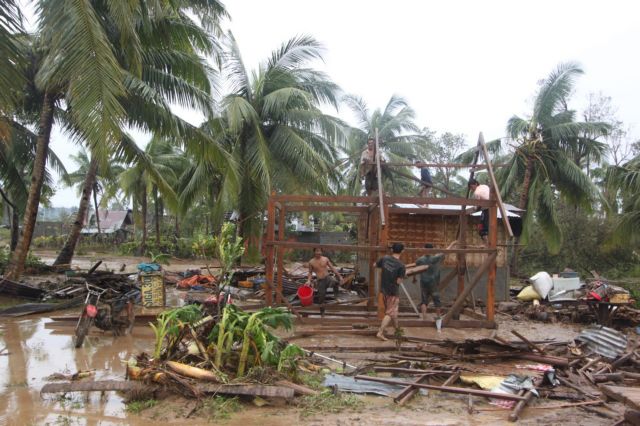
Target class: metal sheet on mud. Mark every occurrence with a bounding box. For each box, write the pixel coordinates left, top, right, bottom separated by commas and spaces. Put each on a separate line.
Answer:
576, 326, 628, 359
323, 373, 422, 397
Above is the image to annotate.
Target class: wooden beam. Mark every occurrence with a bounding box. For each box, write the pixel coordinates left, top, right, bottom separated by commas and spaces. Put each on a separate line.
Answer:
271, 194, 495, 207
375, 128, 385, 226
285, 205, 369, 213
479, 132, 514, 238
487, 190, 498, 322
387, 196, 495, 207
442, 252, 497, 326
272, 194, 376, 203
276, 206, 285, 304
264, 240, 497, 254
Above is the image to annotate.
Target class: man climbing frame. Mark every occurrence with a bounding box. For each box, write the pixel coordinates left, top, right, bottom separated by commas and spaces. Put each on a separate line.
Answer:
375, 242, 406, 341
307, 248, 344, 315
360, 137, 380, 196
468, 178, 490, 245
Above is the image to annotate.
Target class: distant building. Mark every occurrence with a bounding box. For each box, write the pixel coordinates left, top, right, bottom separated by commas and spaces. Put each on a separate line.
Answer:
82, 209, 134, 242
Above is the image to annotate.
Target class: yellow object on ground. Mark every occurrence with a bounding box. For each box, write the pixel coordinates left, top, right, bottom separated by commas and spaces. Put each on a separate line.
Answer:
517, 285, 541, 301
460, 375, 505, 390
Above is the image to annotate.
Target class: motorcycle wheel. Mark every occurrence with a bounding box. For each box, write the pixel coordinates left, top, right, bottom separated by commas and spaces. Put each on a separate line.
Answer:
74, 315, 93, 348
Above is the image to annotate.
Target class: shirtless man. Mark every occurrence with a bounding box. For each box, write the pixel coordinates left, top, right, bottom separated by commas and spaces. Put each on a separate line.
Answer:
306, 248, 344, 315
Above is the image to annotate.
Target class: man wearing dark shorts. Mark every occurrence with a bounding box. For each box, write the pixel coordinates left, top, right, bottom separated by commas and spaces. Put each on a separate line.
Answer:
307, 248, 344, 315
416, 243, 445, 320
375, 243, 406, 341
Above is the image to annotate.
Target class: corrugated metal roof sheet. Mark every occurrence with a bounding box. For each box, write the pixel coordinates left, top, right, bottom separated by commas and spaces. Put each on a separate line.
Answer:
576, 326, 628, 359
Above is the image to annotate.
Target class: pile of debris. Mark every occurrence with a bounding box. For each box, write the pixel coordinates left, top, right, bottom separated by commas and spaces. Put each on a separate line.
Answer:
41, 303, 329, 403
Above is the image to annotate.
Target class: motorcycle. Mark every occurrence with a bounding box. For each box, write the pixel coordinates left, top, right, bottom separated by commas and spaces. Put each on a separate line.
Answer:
74, 282, 139, 348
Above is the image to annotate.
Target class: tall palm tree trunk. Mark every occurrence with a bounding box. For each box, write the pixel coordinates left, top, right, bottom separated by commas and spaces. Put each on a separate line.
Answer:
153, 185, 160, 249
0, 187, 19, 252
93, 186, 101, 234
139, 191, 148, 255
10, 206, 19, 252
53, 156, 99, 266
511, 155, 535, 277
6, 92, 56, 279
519, 156, 534, 210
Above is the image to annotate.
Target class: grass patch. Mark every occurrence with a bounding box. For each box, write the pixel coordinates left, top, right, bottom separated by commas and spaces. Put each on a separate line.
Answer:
126, 399, 158, 414
299, 372, 325, 390
298, 391, 364, 418
200, 396, 241, 422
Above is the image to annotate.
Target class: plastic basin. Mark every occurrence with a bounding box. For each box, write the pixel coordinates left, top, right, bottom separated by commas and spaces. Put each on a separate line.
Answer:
297, 285, 314, 306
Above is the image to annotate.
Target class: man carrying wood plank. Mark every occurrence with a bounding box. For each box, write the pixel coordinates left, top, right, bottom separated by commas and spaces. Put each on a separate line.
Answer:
306, 248, 344, 315
375, 243, 406, 341
415, 243, 444, 320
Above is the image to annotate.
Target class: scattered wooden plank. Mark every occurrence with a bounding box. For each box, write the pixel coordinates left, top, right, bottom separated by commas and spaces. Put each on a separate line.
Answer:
394, 373, 431, 406
199, 384, 295, 399
41, 380, 137, 393
600, 384, 640, 410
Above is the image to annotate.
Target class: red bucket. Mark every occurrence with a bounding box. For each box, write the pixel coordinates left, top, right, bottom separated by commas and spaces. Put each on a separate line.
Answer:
297, 285, 314, 306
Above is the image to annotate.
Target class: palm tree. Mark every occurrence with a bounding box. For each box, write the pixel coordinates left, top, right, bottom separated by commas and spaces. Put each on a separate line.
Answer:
47, 0, 230, 268
0, 120, 66, 250
0, 0, 25, 112
338, 95, 428, 195
499, 62, 610, 251
119, 137, 187, 254
607, 154, 640, 245
4, 0, 138, 278
186, 35, 344, 253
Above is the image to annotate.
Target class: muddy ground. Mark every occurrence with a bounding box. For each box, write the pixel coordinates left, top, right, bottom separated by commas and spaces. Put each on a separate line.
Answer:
0, 253, 627, 425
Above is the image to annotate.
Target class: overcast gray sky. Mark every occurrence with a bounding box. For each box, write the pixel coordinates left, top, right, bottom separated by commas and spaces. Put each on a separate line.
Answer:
48, 0, 640, 206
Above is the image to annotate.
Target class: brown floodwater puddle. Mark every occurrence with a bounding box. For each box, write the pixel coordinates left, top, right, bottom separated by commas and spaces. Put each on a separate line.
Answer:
0, 315, 154, 425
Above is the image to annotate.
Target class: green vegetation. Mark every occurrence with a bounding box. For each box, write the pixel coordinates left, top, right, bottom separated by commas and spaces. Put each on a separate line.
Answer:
126, 399, 158, 414
200, 396, 241, 422
298, 391, 364, 418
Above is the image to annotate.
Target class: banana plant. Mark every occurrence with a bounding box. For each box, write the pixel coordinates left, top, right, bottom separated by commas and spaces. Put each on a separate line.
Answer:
237, 307, 294, 376
149, 305, 203, 359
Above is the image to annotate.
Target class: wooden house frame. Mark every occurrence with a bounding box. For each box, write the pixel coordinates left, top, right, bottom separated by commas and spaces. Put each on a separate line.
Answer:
263, 134, 514, 329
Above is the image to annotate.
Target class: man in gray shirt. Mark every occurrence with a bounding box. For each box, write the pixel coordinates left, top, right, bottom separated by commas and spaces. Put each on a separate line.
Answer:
415, 241, 455, 320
